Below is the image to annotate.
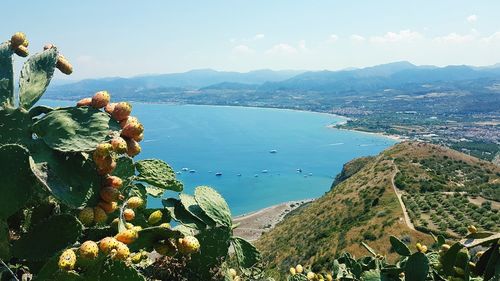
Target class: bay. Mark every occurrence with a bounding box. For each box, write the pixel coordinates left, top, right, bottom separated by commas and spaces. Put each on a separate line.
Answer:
41, 100, 397, 215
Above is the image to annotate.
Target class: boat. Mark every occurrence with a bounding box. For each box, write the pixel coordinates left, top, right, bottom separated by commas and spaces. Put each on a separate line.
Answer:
215, 172, 222, 176
296, 168, 302, 173
308, 173, 313, 176
176, 171, 181, 175
269, 149, 277, 154
254, 174, 259, 177
189, 170, 196, 173
237, 174, 242, 177
181, 167, 189, 171
262, 170, 268, 173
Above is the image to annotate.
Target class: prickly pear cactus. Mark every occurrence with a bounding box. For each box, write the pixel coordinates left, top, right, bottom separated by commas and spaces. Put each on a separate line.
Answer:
283, 233, 500, 281
0, 32, 262, 281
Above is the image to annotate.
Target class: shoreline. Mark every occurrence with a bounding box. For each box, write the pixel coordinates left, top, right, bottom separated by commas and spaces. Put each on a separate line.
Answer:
232, 199, 314, 242
327, 124, 404, 141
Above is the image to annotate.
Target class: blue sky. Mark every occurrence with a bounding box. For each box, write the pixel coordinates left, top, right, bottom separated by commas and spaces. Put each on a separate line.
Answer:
2, 1, 500, 79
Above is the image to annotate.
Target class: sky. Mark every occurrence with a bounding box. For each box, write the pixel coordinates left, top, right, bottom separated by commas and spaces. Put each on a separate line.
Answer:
2, 1, 500, 80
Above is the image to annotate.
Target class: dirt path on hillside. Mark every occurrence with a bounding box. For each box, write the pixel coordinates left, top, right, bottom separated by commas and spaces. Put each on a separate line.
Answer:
389, 161, 416, 231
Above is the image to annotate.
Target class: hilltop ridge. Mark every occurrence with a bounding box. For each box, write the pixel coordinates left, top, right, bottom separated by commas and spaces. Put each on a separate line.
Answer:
256, 142, 499, 276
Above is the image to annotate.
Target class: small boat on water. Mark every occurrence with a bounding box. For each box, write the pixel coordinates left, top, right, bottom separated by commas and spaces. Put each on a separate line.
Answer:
189, 170, 196, 173
181, 167, 189, 171
176, 171, 181, 175
254, 174, 259, 177
296, 168, 302, 173
237, 174, 242, 177
308, 173, 313, 176
262, 170, 268, 173
269, 149, 277, 154
215, 172, 222, 176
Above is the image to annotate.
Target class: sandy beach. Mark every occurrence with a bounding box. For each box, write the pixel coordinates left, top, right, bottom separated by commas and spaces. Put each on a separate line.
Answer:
232, 199, 314, 242
327, 124, 404, 141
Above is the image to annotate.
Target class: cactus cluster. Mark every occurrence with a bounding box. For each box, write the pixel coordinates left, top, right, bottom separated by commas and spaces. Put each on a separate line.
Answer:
285, 230, 500, 281
0, 33, 260, 281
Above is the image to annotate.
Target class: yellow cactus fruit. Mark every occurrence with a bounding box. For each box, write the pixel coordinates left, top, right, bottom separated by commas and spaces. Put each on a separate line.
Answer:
93, 206, 108, 224
131, 225, 142, 232
77, 97, 92, 107
79, 241, 99, 260
115, 229, 138, 244
10, 32, 26, 49
148, 210, 163, 225
289, 267, 296, 275
307, 272, 315, 280
467, 225, 477, 234
78, 207, 94, 226
326, 274, 333, 281
296, 264, 303, 274
113, 242, 130, 260
130, 252, 142, 264
95, 143, 113, 158
127, 196, 144, 209
99, 237, 119, 253
58, 249, 77, 271
123, 208, 135, 221
159, 223, 171, 229
177, 236, 200, 254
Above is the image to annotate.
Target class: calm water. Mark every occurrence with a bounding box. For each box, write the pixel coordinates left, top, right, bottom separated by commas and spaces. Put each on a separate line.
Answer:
41, 101, 397, 215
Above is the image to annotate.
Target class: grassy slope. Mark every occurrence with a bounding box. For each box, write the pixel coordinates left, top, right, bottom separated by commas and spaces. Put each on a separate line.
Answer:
256, 142, 499, 276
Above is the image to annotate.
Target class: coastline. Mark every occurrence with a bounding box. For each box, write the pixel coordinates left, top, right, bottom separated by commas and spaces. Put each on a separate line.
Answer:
232, 199, 314, 242
327, 124, 403, 142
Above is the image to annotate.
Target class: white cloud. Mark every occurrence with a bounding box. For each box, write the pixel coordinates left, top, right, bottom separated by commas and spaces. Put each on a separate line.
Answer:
467, 14, 478, 23
434, 32, 475, 44
350, 34, 365, 42
328, 34, 339, 43
253, 33, 265, 40
370, 30, 423, 43
232, 44, 255, 54
481, 32, 500, 43
265, 43, 298, 55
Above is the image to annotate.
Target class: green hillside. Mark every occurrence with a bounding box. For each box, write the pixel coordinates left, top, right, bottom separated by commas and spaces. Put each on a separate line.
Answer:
256, 142, 499, 278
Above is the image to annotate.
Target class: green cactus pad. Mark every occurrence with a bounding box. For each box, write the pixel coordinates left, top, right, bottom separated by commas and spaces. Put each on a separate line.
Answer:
32, 106, 119, 152
0, 42, 14, 107
389, 235, 411, 256
360, 269, 381, 281
440, 242, 464, 275
29, 105, 54, 118
18, 48, 58, 109
99, 259, 146, 281
287, 274, 308, 281
0, 106, 32, 146
135, 159, 183, 192
404, 252, 429, 281
231, 237, 261, 269
0, 144, 35, 219
12, 214, 83, 261
0, 220, 10, 260
129, 226, 182, 252
179, 193, 216, 226
194, 186, 232, 228
34, 252, 85, 281
112, 156, 135, 180
162, 198, 206, 229
30, 140, 100, 208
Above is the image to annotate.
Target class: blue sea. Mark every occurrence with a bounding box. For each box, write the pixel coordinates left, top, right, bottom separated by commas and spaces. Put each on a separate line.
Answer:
41, 101, 397, 215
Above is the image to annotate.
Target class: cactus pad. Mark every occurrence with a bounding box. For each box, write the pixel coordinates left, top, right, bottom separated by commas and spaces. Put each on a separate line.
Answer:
135, 159, 183, 192
194, 186, 232, 228
18, 48, 58, 109
12, 214, 83, 261
32, 106, 118, 152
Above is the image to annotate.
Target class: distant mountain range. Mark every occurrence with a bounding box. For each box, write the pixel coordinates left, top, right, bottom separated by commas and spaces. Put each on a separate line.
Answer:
47, 61, 500, 98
